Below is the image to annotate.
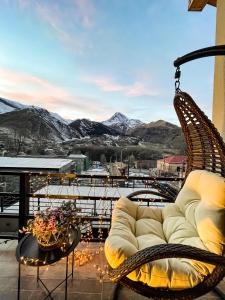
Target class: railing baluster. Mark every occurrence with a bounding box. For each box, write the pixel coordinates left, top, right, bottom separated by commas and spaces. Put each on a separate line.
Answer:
94, 199, 97, 216
37, 198, 40, 211
0, 197, 3, 213
18, 173, 30, 240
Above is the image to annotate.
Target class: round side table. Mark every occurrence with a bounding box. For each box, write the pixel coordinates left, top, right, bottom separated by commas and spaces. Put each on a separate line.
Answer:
16, 227, 80, 300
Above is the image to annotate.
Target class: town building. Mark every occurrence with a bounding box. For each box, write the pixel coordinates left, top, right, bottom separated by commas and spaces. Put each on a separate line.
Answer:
68, 154, 88, 173
135, 160, 156, 170
157, 155, 187, 176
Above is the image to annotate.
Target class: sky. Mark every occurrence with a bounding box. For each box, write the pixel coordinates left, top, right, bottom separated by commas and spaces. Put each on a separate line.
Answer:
0, 0, 216, 124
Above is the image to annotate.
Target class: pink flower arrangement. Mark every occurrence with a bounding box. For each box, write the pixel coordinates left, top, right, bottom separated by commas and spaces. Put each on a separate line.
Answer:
20, 201, 81, 247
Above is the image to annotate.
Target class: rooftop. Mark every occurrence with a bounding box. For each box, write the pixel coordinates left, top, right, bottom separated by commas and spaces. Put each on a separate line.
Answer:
0, 157, 73, 171
68, 154, 87, 159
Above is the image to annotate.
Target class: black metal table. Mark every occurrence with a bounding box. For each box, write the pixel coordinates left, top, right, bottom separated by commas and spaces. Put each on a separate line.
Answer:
16, 227, 81, 300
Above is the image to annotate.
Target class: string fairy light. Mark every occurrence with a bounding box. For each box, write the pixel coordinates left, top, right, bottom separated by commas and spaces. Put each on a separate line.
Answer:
25, 171, 129, 284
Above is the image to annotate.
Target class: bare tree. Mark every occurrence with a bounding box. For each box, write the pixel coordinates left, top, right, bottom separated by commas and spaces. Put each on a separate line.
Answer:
13, 130, 25, 155
100, 153, 107, 165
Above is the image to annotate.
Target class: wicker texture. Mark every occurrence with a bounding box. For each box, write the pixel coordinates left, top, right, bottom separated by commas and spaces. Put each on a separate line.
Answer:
109, 244, 225, 282
126, 180, 179, 203
107, 91, 225, 299
174, 91, 225, 180
109, 244, 225, 300
148, 181, 179, 200
126, 188, 177, 203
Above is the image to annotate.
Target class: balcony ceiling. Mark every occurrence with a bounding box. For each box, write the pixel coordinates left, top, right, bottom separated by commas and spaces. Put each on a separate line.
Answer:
188, 0, 217, 11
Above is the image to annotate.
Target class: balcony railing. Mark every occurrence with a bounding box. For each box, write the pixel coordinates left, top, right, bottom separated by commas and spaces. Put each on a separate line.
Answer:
0, 171, 183, 240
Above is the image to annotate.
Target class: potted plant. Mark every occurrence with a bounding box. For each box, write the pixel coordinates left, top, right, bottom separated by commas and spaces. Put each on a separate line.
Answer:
20, 201, 81, 250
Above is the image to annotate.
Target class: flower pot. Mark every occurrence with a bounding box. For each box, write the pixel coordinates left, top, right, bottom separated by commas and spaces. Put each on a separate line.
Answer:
36, 232, 65, 251
37, 238, 64, 251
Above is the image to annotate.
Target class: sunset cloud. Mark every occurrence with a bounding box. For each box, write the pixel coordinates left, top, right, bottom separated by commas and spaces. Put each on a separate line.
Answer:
83, 75, 159, 97
0, 67, 112, 120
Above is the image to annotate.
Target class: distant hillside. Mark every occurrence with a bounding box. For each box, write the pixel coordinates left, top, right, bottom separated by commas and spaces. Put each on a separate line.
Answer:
0, 107, 79, 141
0, 96, 185, 155
129, 120, 184, 148
0, 97, 70, 124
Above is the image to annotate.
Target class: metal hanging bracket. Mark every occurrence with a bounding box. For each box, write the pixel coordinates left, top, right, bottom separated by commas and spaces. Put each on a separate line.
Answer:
175, 67, 181, 93
173, 45, 225, 93
174, 45, 225, 68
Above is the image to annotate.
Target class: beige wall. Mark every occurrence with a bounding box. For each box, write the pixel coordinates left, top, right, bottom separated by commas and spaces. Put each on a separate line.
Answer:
213, 0, 225, 140
157, 161, 186, 174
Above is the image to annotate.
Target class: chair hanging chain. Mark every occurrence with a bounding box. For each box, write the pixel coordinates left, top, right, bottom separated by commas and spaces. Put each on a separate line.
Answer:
175, 67, 181, 93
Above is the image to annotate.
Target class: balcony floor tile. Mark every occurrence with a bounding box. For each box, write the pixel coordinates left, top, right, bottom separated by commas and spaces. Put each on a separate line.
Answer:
0, 239, 223, 299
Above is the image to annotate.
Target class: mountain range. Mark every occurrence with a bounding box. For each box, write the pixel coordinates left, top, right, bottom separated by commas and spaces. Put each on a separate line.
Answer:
0, 97, 184, 151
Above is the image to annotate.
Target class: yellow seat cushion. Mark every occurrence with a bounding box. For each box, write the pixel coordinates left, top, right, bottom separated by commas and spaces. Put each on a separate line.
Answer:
105, 170, 225, 289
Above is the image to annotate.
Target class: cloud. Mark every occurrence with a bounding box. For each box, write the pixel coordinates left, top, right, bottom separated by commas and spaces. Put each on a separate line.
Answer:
18, 0, 96, 28
75, 0, 96, 29
17, 0, 96, 54
83, 75, 159, 97
0, 67, 112, 120
17, 0, 30, 8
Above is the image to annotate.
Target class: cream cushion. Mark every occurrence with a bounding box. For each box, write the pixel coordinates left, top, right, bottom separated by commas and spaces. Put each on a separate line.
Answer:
105, 170, 225, 289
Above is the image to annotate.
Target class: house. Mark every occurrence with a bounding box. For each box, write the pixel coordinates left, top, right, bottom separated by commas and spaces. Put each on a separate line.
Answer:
157, 155, 187, 176
0, 156, 74, 196
135, 160, 156, 170
68, 154, 88, 173
92, 161, 102, 169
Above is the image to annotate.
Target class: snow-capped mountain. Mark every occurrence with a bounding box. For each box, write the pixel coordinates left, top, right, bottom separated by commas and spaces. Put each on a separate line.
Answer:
0, 106, 81, 142
0, 97, 70, 125
0, 97, 26, 113
102, 112, 143, 133
28, 107, 80, 140
0, 96, 185, 152
0, 97, 122, 142
48, 112, 71, 125
70, 118, 119, 137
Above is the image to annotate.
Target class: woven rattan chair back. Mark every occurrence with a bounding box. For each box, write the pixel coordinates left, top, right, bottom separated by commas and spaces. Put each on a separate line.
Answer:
174, 91, 225, 181
108, 92, 225, 300
109, 47, 225, 299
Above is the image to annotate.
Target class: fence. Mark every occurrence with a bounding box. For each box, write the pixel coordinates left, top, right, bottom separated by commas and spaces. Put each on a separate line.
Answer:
0, 171, 183, 240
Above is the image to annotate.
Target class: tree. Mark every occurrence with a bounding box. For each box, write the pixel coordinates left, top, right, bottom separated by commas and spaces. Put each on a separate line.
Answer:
128, 154, 136, 168
13, 130, 25, 155
100, 153, 107, 166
